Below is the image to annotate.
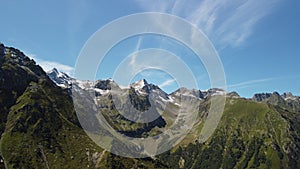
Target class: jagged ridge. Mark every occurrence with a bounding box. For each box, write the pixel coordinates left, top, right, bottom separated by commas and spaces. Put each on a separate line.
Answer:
1, 43, 300, 168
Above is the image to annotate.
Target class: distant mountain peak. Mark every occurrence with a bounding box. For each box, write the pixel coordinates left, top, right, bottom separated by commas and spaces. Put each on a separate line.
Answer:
252, 92, 284, 102
94, 79, 117, 90
252, 93, 272, 102
227, 91, 240, 98
130, 79, 148, 89
47, 68, 70, 78
47, 68, 72, 88
282, 92, 300, 101
171, 87, 203, 99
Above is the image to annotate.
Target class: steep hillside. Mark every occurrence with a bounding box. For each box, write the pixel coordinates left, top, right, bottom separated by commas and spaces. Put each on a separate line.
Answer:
0, 44, 165, 168
0, 44, 102, 168
159, 98, 300, 168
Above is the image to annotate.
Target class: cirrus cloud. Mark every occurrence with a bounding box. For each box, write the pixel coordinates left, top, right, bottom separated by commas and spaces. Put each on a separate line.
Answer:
136, 0, 281, 48
26, 53, 74, 76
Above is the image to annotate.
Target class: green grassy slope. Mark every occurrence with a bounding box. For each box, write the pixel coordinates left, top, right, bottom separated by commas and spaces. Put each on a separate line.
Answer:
158, 98, 300, 169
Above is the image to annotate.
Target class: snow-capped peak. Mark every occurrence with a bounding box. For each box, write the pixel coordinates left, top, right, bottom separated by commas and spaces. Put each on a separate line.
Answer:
282, 92, 300, 101
47, 68, 72, 88
130, 79, 148, 89
130, 79, 166, 94
171, 87, 203, 99
47, 68, 70, 79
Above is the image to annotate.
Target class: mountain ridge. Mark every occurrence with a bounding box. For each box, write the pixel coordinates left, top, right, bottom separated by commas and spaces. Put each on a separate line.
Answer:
1, 43, 300, 168
47, 67, 300, 104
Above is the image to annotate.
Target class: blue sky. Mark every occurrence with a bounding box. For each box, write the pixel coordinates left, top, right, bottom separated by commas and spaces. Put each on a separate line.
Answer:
0, 0, 299, 97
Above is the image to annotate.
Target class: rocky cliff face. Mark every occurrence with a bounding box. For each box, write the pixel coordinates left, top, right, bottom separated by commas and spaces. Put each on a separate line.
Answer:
252, 92, 300, 112
252, 93, 273, 102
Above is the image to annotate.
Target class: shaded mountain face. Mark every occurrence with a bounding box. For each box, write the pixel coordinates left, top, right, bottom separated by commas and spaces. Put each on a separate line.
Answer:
0, 44, 46, 134
0, 44, 97, 168
0, 44, 165, 168
1, 43, 300, 168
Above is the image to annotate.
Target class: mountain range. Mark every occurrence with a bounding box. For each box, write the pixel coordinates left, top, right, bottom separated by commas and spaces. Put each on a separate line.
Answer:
0, 43, 300, 168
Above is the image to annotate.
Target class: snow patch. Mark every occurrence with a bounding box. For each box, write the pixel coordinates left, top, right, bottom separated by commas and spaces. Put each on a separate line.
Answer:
77, 80, 94, 90
130, 79, 147, 89
94, 88, 110, 95
211, 90, 227, 96
284, 96, 299, 101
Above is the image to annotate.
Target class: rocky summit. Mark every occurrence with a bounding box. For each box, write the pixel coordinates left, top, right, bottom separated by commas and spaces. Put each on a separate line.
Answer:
0, 43, 300, 168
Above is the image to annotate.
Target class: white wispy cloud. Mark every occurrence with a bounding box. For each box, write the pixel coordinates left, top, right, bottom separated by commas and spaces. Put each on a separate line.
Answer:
26, 53, 74, 76
213, 0, 279, 47
159, 79, 176, 88
227, 77, 276, 90
130, 36, 143, 66
136, 0, 280, 48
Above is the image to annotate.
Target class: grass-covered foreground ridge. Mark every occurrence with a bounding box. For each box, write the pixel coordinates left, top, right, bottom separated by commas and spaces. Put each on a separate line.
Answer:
159, 98, 300, 169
